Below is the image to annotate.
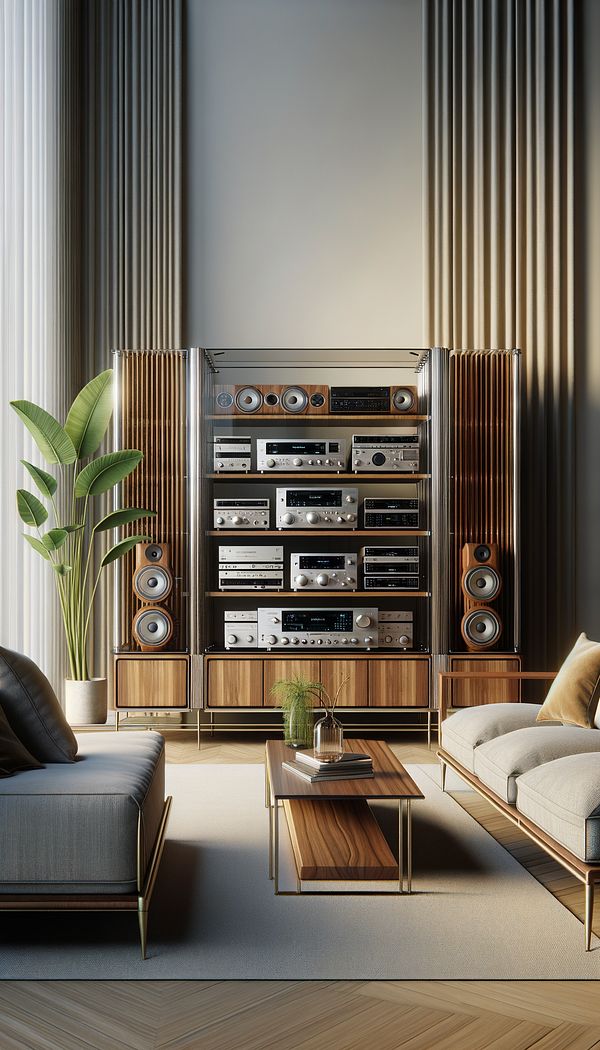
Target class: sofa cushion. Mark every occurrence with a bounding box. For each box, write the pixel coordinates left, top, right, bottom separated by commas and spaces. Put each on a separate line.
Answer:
516, 753, 600, 862
536, 633, 600, 728
0, 646, 77, 762
473, 725, 600, 804
0, 704, 44, 777
0, 731, 164, 894
441, 703, 542, 773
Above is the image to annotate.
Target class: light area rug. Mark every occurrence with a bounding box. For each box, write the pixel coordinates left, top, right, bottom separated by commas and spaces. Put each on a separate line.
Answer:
1, 762, 599, 979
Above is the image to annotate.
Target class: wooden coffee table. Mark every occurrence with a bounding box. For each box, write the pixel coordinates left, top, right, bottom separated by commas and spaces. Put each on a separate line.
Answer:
265, 739, 424, 896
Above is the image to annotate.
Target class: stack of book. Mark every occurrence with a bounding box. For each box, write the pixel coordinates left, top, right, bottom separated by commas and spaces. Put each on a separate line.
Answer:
282, 749, 374, 783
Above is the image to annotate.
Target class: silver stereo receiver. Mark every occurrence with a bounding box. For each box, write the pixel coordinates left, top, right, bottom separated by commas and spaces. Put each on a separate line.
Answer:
363, 498, 419, 529
257, 607, 378, 648
361, 545, 420, 590
352, 432, 420, 472
214, 498, 270, 529
378, 610, 414, 649
290, 553, 357, 590
224, 610, 258, 649
276, 487, 358, 529
218, 545, 284, 590
257, 438, 348, 472
213, 435, 252, 472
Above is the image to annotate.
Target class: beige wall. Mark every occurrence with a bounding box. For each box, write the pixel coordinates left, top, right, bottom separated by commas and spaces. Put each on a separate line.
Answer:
185, 0, 424, 349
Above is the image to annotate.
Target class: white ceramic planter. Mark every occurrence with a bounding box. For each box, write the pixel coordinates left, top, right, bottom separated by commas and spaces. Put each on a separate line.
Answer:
65, 678, 107, 726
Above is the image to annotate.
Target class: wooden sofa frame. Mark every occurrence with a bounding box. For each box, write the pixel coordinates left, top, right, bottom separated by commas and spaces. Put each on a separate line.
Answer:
437, 669, 600, 951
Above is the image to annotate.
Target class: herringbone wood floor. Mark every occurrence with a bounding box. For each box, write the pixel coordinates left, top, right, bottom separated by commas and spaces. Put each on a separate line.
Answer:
2, 733, 598, 1050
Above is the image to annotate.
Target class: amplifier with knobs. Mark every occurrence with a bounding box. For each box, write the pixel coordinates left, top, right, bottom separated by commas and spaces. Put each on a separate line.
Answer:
276, 487, 358, 529
290, 553, 357, 591
352, 433, 420, 472
257, 438, 348, 472
224, 610, 258, 649
257, 607, 378, 649
378, 611, 414, 649
213, 435, 252, 472
214, 498, 270, 529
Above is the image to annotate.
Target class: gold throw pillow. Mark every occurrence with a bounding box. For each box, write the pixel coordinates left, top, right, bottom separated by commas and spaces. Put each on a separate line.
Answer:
536, 633, 600, 728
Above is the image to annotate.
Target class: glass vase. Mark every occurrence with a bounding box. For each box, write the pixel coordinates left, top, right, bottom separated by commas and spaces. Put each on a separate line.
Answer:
284, 699, 313, 749
313, 711, 343, 762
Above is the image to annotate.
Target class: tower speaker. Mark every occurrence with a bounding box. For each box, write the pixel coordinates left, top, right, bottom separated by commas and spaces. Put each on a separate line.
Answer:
460, 542, 503, 650
132, 543, 173, 650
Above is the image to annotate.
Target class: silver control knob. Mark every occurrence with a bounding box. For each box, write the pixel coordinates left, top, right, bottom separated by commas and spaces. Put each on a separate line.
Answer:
306, 511, 320, 525
400, 635, 410, 646
336, 515, 344, 523
356, 614, 371, 628
325, 459, 332, 466
227, 634, 237, 645
282, 513, 294, 525
246, 634, 254, 643
294, 574, 309, 587
364, 636, 373, 644
345, 513, 356, 522
326, 639, 332, 645
317, 639, 323, 645
350, 637, 358, 645
309, 639, 315, 644
316, 573, 329, 587
301, 638, 307, 644
267, 635, 277, 645
337, 460, 344, 466
345, 495, 355, 503
293, 457, 303, 467
217, 461, 224, 468
231, 515, 243, 525
345, 577, 354, 584
291, 637, 299, 645
354, 458, 362, 466
385, 635, 393, 644
307, 459, 314, 465
331, 572, 337, 578
216, 516, 225, 525
340, 638, 348, 644
271, 616, 279, 623
280, 637, 289, 645
266, 458, 276, 468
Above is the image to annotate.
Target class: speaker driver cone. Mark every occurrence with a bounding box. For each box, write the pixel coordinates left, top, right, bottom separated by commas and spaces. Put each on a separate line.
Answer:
281, 386, 308, 413
133, 565, 173, 602
463, 566, 501, 601
235, 386, 263, 413
132, 607, 174, 649
393, 387, 415, 412
461, 609, 502, 648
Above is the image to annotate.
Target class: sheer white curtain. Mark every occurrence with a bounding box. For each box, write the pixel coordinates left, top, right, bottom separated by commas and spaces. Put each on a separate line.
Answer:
0, 0, 80, 692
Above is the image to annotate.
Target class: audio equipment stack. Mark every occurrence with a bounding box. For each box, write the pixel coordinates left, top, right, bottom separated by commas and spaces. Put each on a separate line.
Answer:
329, 385, 417, 414
460, 542, 503, 650
214, 498, 270, 529
276, 487, 358, 528
224, 610, 258, 649
361, 546, 420, 590
352, 433, 420, 472
218, 545, 284, 590
213, 435, 252, 472
290, 553, 357, 590
131, 543, 175, 652
257, 438, 348, 472
378, 611, 414, 649
257, 607, 378, 649
363, 498, 419, 529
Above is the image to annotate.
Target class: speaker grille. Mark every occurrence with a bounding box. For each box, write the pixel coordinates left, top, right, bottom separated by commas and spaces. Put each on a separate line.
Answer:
132, 607, 174, 648
463, 566, 501, 601
133, 565, 173, 602
461, 609, 502, 648
235, 386, 262, 413
281, 386, 308, 413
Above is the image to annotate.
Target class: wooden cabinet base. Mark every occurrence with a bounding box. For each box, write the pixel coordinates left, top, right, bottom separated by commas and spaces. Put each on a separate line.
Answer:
449, 656, 521, 707
114, 654, 190, 709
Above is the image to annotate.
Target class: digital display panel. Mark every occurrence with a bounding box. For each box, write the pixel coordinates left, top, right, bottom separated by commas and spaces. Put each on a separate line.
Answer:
298, 556, 346, 569
285, 490, 343, 507
281, 610, 354, 632
266, 442, 327, 454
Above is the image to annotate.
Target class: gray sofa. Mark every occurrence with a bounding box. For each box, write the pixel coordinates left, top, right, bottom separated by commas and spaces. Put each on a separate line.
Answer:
0, 730, 171, 958
438, 701, 600, 950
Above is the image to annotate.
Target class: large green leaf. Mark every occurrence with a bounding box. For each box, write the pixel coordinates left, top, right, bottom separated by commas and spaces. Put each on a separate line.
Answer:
21, 460, 57, 499
63, 524, 84, 533
74, 450, 143, 499
94, 507, 156, 532
23, 534, 50, 560
101, 534, 151, 567
11, 401, 76, 465
41, 528, 68, 552
65, 369, 114, 459
17, 489, 48, 527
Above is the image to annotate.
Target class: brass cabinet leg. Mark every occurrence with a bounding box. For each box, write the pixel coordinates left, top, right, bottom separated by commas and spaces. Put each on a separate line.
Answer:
398, 800, 404, 893
406, 799, 412, 893
274, 799, 279, 894
138, 902, 148, 960
440, 761, 447, 792
586, 882, 594, 951
115, 711, 119, 732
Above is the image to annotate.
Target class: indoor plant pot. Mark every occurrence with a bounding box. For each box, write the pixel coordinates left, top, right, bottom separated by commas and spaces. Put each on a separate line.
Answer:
64, 678, 108, 725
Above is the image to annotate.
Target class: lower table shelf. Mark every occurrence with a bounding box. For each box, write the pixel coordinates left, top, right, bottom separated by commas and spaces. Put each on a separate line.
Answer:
283, 797, 398, 880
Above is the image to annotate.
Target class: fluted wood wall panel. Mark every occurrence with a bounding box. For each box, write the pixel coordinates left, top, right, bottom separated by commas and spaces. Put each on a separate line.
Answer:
451, 351, 517, 652
0, 0, 81, 694
425, 0, 575, 668
117, 351, 187, 651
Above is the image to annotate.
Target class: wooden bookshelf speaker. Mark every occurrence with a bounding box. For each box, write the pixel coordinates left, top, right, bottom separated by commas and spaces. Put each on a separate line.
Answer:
460, 543, 503, 650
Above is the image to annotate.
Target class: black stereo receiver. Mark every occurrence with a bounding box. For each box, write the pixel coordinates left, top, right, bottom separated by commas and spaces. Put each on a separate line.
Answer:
363, 497, 419, 529
330, 386, 391, 413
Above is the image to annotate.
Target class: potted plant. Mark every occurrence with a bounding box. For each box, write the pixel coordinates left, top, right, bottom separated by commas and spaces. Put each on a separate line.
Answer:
270, 674, 350, 754
10, 369, 155, 724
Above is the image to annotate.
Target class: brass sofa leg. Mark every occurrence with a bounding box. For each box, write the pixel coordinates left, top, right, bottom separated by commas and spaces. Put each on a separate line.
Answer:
586, 882, 594, 951
138, 902, 148, 960
440, 760, 447, 792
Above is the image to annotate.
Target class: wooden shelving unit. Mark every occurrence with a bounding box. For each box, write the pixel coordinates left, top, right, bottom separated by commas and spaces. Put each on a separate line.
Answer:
209, 529, 429, 538
207, 590, 430, 598
209, 414, 430, 424
209, 472, 430, 481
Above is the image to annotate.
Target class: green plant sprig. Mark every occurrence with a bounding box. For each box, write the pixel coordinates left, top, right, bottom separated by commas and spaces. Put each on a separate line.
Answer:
11, 370, 155, 681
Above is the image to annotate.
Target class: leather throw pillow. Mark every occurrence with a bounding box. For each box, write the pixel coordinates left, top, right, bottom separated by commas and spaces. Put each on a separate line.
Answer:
0, 646, 78, 762
537, 633, 600, 729
0, 703, 44, 777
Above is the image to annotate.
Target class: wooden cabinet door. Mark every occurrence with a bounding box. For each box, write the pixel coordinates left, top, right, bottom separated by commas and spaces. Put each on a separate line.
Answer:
115, 657, 189, 709
368, 659, 430, 708
207, 659, 264, 707
450, 658, 521, 707
263, 660, 321, 707
319, 660, 368, 707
